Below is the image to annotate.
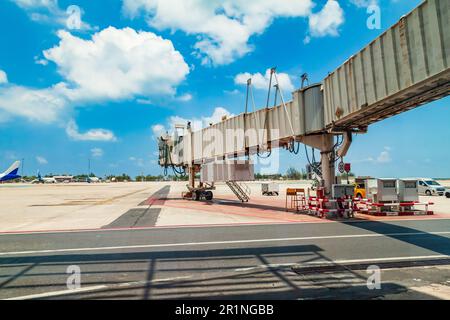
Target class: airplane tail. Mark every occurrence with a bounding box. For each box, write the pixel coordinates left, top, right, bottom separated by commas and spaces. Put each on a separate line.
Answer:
3, 161, 20, 176
0, 160, 21, 182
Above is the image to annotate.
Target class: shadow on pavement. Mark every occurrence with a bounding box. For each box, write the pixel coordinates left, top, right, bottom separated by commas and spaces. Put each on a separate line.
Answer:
0, 243, 446, 300
342, 220, 450, 256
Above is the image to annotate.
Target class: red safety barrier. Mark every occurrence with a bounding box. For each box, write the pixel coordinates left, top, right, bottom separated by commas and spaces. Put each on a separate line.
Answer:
352, 198, 434, 216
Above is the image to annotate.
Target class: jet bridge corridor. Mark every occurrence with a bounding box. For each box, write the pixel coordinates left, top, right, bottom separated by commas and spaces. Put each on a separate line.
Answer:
158, 0, 449, 196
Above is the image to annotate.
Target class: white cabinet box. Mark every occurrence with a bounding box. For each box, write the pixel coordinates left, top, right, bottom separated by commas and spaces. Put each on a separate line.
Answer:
398, 179, 419, 202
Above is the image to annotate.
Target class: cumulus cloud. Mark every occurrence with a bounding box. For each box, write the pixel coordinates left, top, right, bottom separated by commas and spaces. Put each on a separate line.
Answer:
353, 147, 392, 164
43, 27, 190, 102
34, 56, 48, 66
177, 93, 192, 102
308, 0, 344, 37
151, 124, 166, 138
234, 69, 294, 92
129, 156, 145, 167
201, 107, 234, 127
0, 27, 189, 124
153, 107, 234, 137
122, 0, 315, 65
172, 106, 234, 131
10, 0, 95, 31
350, 0, 378, 8
376, 147, 392, 163
0, 70, 8, 84
66, 120, 117, 142
0, 84, 67, 123
12, 0, 60, 11
36, 156, 48, 164
90, 148, 104, 158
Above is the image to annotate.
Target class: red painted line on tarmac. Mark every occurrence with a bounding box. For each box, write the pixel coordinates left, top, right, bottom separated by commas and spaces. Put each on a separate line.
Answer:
140, 198, 167, 206
1, 192, 447, 235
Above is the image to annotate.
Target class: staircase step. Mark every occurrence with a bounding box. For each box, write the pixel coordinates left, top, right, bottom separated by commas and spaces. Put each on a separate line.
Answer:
226, 181, 250, 202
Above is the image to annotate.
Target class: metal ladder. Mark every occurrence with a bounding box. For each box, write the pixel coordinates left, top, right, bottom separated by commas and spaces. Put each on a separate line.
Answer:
226, 181, 250, 202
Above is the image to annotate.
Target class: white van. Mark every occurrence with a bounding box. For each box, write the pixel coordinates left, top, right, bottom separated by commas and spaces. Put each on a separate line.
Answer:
416, 178, 445, 196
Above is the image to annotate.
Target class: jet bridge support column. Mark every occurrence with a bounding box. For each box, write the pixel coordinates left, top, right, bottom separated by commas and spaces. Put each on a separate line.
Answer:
300, 133, 335, 196
320, 134, 335, 195
188, 166, 196, 189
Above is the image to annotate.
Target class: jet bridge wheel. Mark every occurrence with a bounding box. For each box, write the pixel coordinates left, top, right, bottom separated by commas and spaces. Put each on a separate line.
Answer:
191, 190, 213, 201
204, 191, 213, 201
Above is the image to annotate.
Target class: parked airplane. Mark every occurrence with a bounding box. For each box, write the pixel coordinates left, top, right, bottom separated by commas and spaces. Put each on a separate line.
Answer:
0, 161, 21, 183
31, 170, 56, 184
87, 176, 101, 183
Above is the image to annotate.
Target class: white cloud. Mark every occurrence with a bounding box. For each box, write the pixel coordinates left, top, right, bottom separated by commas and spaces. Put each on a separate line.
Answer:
308, 0, 344, 37
10, 0, 95, 31
11, 0, 59, 11
353, 147, 392, 164
0, 84, 67, 123
350, 0, 378, 8
36, 156, 48, 165
129, 156, 145, 167
177, 93, 192, 102
44, 27, 190, 102
377, 148, 392, 163
234, 69, 294, 92
153, 107, 235, 137
151, 124, 166, 137
66, 120, 117, 142
122, 0, 314, 65
4, 151, 18, 161
202, 107, 234, 127
224, 89, 240, 95
137, 98, 153, 105
90, 148, 104, 158
303, 35, 311, 44
34, 56, 48, 66
0, 70, 8, 84
0, 27, 189, 124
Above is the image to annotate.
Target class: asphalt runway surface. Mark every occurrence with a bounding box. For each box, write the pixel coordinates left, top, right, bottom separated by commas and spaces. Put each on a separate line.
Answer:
1, 219, 449, 300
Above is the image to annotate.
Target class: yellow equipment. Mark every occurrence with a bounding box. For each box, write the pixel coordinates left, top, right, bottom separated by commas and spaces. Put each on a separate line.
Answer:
354, 177, 372, 199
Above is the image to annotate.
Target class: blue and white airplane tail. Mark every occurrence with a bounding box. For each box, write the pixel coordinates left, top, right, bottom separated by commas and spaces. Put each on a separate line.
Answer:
0, 161, 21, 182
37, 170, 44, 183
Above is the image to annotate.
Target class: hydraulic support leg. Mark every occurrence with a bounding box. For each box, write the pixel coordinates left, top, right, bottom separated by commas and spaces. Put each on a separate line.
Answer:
188, 166, 195, 189
320, 134, 335, 196
300, 133, 336, 196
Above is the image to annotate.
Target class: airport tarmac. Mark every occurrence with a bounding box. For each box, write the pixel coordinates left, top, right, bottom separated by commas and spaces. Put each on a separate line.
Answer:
1, 181, 449, 300
0, 181, 449, 233
1, 219, 449, 300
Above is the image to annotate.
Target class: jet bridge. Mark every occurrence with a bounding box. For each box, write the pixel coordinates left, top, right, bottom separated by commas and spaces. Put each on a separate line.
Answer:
158, 0, 449, 196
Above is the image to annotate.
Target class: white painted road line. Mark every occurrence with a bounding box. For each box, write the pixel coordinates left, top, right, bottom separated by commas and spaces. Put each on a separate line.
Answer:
1, 231, 449, 256
5, 285, 108, 300
4, 276, 193, 300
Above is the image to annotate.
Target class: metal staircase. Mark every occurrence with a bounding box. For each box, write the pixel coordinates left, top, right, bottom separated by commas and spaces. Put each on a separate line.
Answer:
226, 181, 250, 202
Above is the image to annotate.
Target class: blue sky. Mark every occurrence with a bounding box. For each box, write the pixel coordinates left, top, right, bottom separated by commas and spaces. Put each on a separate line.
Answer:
0, 0, 448, 178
